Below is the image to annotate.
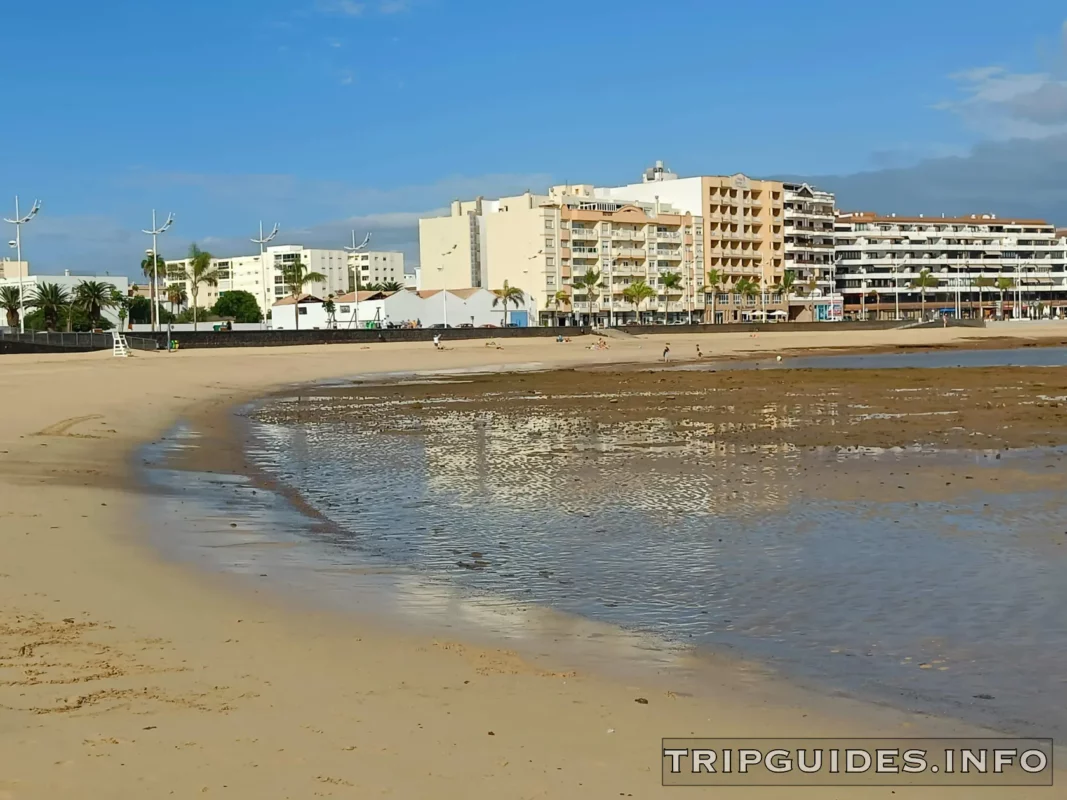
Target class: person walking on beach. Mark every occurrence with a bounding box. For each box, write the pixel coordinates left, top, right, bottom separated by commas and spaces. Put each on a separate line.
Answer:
662, 342, 671, 362
433, 333, 441, 349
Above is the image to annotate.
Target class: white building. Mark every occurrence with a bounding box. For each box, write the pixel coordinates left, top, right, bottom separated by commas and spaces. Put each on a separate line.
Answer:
783, 182, 836, 296
348, 251, 406, 289
0, 271, 129, 329
270, 287, 528, 330
166, 245, 364, 317
834, 212, 1067, 320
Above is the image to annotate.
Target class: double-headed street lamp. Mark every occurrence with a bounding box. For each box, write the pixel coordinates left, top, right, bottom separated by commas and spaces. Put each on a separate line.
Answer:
344, 231, 371, 328
252, 221, 280, 328
4, 196, 41, 334
141, 210, 175, 332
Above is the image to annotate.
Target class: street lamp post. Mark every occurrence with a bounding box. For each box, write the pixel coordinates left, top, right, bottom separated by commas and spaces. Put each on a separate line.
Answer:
4, 196, 41, 334
141, 210, 175, 332
251, 222, 280, 329
859, 267, 867, 321
344, 231, 371, 329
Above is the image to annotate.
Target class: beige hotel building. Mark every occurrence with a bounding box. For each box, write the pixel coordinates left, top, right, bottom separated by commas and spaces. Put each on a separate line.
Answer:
419, 162, 804, 324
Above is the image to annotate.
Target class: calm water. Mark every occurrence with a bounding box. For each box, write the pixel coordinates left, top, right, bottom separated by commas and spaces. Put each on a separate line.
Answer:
219, 393, 1067, 738
668, 345, 1067, 372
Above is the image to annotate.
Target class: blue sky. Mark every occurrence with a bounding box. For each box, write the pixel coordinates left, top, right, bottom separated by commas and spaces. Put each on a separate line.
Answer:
2, 0, 1066, 275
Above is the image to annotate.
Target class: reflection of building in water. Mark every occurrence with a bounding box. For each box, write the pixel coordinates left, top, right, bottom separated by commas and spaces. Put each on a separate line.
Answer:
415, 407, 804, 516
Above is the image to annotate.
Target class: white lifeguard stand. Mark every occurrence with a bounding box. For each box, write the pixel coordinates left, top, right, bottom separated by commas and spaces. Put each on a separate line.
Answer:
111, 330, 130, 358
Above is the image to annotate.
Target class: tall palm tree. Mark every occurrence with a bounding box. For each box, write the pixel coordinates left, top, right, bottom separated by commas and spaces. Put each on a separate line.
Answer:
169, 244, 218, 331
910, 268, 940, 320
734, 277, 759, 319
659, 271, 683, 325
0, 286, 20, 329
549, 289, 571, 326
995, 276, 1015, 319
73, 280, 119, 329
621, 279, 655, 324
773, 270, 796, 323
973, 276, 994, 319
141, 253, 166, 320
281, 258, 327, 331
492, 281, 526, 326
573, 268, 602, 325
30, 283, 70, 332
805, 275, 819, 321
702, 268, 725, 324
166, 282, 188, 314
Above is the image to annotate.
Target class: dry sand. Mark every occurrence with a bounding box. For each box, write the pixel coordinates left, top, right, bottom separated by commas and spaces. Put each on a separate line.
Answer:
1, 323, 1065, 799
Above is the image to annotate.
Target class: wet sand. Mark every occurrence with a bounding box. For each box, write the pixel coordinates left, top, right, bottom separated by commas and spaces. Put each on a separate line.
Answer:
2, 325, 1067, 798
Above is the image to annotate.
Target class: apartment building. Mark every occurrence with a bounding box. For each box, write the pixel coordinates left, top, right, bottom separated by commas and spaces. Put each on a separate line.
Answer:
418, 199, 489, 290
834, 212, 1067, 320
0, 258, 29, 281
783, 182, 836, 296
166, 245, 354, 316
347, 250, 406, 290
420, 184, 700, 325
595, 163, 787, 322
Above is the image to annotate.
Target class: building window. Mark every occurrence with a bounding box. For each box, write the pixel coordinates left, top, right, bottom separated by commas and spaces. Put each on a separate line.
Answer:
545, 220, 554, 230
546, 257, 555, 267
545, 238, 555, 250
298, 307, 307, 315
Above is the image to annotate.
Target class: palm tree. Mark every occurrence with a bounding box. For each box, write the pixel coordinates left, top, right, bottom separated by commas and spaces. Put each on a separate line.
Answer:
168, 244, 218, 331
549, 289, 571, 326
0, 286, 20, 329
141, 253, 166, 323
73, 280, 119, 329
659, 271, 684, 325
973, 276, 995, 319
573, 268, 602, 325
735, 277, 759, 320
702, 268, 725, 324
621, 279, 655, 324
166, 282, 188, 314
805, 275, 819, 321
29, 283, 70, 331
492, 280, 526, 326
281, 258, 327, 331
910, 268, 940, 320
995, 276, 1015, 319
379, 280, 403, 292
773, 270, 796, 323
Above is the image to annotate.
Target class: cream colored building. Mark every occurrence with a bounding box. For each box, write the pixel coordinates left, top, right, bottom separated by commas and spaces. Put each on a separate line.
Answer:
420, 185, 703, 325
595, 163, 788, 322
418, 199, 488, 290
0, 258, 29, 281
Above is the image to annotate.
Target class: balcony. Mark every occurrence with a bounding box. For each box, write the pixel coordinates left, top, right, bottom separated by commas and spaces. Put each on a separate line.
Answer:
655, 230, 682, 240
611, 229, 645, 241
654, 250, 683, 261
612, 247, 647, 259
570, 228, 597, 240
571, 247, 599, 256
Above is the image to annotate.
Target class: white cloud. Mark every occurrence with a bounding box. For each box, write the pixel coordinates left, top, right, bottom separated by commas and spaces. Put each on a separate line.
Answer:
936, 20, 1067, 138
339, 69, 355, 85
315, 0, 365, 16
379, 0, 409, 12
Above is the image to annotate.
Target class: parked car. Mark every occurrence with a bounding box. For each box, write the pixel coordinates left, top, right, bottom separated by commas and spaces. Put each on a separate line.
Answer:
429, 323, 452, 329
505, 323, 519, 328
457, 322, 474, 328
480, 323, 497, 328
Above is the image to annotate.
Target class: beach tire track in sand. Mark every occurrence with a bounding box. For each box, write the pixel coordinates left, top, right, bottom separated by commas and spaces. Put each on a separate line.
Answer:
31, 414, 112, 440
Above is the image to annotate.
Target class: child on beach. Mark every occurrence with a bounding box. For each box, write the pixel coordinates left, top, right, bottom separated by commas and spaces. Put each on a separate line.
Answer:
433, 334, 441, 349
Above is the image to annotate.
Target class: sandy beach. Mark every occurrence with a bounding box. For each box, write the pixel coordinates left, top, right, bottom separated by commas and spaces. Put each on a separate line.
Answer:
2, 322, 1065, 799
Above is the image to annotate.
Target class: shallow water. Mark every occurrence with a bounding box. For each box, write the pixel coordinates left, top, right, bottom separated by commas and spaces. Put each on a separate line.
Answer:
672, 345, 1067, 372
218, 393, 1067, 738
